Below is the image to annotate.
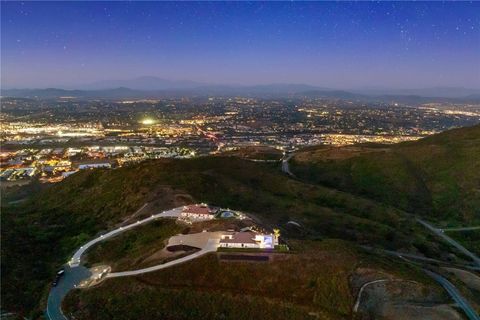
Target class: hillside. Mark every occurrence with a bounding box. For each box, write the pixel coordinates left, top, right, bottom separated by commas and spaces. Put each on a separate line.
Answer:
3, 125, 479, 317
1, 156, 456, 317
219, 145, 283, 161
63, 241, 453, 320
290, 124, 480, 226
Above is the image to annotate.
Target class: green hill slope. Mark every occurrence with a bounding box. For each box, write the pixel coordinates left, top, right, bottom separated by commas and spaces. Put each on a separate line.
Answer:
3, 124, 478, 317
290, 124, 480, 225
63, 241, 445, 320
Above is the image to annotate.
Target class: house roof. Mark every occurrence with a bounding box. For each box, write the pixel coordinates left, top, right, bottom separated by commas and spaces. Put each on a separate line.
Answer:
220, 231, 259, 244
182, 204, 214, 215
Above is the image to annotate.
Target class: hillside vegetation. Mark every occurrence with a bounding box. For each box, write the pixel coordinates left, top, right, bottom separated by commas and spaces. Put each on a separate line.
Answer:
2, 156, 448, 317
3, 125, 478, 317
63, 240, 446, 320
219, 145, 283, 160
84, 219, 184, 271
291, 124, 480, 225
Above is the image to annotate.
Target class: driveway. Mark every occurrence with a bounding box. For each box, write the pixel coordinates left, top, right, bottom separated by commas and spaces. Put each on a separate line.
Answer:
47, 206, 184, 319
46, 205, 215, 319
417, 218, 480, 267
167, 231, 224, 248
106, 238, 220, 278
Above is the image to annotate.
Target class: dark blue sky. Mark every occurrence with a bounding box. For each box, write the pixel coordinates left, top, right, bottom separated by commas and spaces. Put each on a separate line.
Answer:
2, 1, 479, 89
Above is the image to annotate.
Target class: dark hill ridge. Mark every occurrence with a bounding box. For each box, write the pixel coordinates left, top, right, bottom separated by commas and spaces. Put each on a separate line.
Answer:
3, 85, 480, 103
291, 124, 480, 225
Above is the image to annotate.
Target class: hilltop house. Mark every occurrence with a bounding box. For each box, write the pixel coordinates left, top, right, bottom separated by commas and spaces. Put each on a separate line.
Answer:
219, 230, 279, 249
180, 204, 216, 221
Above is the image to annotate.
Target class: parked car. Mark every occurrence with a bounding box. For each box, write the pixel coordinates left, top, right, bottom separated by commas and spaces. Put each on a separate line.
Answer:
56, 269, 65, 278
52, 268, 65, 286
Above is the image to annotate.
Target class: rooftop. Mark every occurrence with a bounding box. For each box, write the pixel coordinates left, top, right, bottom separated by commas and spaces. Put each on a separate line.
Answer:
220, 231, 258, 244
182, 204, 214, 216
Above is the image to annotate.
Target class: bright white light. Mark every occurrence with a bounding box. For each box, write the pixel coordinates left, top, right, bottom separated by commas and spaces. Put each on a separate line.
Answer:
141, 118, 155, 125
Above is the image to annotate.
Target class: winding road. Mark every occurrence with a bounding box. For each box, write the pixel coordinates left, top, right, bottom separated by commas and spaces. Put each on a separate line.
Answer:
46, 205, 210, 320
281, 151, 480, 319
46, 266, 91, 320
424, 269, 480, 320
417, 218, 480, 267
46, 175, 480, 320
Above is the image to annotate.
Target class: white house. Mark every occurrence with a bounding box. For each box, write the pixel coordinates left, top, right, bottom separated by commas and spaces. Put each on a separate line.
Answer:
180, 204, 216, 221
219, 230, 279, 249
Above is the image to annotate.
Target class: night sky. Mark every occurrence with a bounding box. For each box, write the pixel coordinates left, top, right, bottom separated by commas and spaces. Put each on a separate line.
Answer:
1, 1, 479, 89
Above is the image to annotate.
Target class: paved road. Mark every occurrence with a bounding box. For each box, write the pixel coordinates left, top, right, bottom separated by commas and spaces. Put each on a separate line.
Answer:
47, 206, 184, 320
417, 218, 480, 267
69, 207, 183, 266
424, 269, 480, 320
46, 266, 91, 320
281, 153, 295, 177
107, 239, 219, 278
361, 246, 480, 319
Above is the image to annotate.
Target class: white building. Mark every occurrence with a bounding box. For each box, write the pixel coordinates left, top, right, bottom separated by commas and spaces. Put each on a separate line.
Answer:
180, 204, 216, 221
78, 163, 111, 170
219, 231, 279, 249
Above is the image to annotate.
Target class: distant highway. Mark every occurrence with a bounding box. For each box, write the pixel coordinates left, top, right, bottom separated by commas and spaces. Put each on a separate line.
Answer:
416, 218, 480, 267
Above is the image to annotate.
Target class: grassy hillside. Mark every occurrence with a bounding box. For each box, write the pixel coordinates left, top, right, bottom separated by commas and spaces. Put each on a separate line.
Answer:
3, 125, 475, 318
63, 240, 444, 320
84, 219, 184, 271
290, 124, 480, 225
219, 145, 283, 160
1, 157, 443, 317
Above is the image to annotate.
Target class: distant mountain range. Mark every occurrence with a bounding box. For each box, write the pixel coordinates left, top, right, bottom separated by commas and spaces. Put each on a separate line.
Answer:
351, 86, 480, 99
81, 76, 203, 91
2, 76, 480, 103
